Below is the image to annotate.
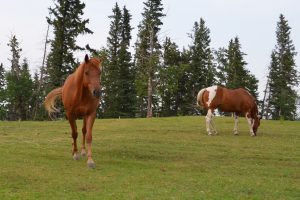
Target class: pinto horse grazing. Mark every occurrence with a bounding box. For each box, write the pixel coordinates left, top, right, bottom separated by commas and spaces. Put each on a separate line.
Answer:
44, 55, 102, 168
197, 85, 261, 136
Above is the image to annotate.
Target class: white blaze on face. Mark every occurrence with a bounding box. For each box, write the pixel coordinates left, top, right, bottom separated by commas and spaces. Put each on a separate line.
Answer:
206, 86, 218, 107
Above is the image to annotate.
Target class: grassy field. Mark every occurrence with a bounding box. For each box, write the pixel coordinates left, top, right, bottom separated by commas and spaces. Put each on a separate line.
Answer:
0, 116, 299, 199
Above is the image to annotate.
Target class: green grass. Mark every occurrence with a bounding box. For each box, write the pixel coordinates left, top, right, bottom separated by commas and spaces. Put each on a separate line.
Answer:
0, 116, 299, 199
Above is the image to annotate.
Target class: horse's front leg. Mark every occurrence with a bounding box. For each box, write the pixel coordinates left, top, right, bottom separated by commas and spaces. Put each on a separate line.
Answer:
81, 116, 87, 157
68, 117, 80, 160
246, 112, 255, 137
85, 112, 96, 168
233, 112, 239, 135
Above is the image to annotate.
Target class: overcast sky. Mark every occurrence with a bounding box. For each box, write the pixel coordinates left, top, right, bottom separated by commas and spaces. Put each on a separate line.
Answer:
0, 0, 299, 97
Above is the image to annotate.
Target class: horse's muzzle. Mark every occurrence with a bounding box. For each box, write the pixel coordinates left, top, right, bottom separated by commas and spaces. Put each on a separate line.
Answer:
92, 89, 101, 98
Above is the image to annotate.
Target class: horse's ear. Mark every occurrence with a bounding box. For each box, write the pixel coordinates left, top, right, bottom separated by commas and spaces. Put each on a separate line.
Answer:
85, 54, 89, 63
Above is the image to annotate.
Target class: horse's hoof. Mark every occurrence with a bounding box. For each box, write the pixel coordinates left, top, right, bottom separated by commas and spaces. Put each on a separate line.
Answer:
234, 132, 239, 135
81, 149, 86, 157
87, 161, 95, 169
73, 153, 80, 160
208, 132, 213, 136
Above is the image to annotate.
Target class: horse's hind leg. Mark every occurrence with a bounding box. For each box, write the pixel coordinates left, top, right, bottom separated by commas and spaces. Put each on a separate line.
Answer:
68, 117, 80, 160
205, 109, 215, 135
81, 117, 87, 157
233, 113, 239, 135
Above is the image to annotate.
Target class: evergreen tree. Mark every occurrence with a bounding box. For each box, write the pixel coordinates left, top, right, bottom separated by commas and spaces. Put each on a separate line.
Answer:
6, 36, 34, 120
226, 37, 258, 98
0, 63, 6, 120
159, 37, 182, 116
214, 47, 228, 86
266, 14, 299, 120
118, 6, 136, 117
19, 59, 34, 120
135, 0, 165, 117
103, 4, 136, 118
177, 48, 193, 115
46, 0, 93, 89
103, 3, 122, 118
188, 18, 215, 114
6, 35, 22, 120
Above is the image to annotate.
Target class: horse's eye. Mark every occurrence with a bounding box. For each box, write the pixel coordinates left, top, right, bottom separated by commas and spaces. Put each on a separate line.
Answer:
85, 71, 89, 75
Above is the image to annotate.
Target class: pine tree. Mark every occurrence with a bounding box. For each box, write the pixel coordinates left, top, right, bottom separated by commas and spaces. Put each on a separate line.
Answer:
188, 18, 215, 114
266, 14, 299, 120
135, 0, 165, 117
46, 0, 93, 89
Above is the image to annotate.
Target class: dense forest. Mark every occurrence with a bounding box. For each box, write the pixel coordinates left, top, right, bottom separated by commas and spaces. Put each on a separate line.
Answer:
0, 0, 299, 121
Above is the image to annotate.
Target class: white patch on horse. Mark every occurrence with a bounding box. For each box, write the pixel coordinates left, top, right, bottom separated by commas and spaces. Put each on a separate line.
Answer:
206, 86, 218, 107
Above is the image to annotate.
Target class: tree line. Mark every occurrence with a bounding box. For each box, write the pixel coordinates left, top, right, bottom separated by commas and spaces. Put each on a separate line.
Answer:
0, 0, 298, 121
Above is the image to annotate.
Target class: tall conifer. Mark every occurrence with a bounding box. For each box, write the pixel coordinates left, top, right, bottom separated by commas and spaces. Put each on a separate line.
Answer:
46, 0, 93, 89
135, 0, 165, 117
266, 14, 299, 120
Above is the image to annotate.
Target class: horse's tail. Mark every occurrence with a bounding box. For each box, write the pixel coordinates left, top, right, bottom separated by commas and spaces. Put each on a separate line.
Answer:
196, 88, 206, 108
44, 87, 62, 117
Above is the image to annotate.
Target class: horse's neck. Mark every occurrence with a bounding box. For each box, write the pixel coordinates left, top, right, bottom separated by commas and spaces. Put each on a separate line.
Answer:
74, 64, 85, 100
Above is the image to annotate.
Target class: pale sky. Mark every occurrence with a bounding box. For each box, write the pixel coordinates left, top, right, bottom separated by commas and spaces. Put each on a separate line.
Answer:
0, 0, 299, 98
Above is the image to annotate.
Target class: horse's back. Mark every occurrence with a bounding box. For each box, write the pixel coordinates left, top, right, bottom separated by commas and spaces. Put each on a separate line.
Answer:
218, 87, 256, 113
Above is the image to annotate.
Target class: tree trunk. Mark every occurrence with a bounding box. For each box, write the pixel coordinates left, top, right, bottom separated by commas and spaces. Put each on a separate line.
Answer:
147, 76, 153, 118
33, 19, 50, 120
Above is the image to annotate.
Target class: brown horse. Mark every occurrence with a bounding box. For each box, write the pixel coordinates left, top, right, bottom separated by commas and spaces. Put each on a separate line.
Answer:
44, 55, 102, 168
197, 85, 261, 136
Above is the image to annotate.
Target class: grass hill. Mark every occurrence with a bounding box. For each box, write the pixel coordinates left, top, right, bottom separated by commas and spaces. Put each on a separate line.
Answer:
0, 116, 299, 199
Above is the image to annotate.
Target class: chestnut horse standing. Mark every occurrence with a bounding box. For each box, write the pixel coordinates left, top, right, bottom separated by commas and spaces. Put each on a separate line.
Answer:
44, 55, 102, 168
197, 85, 261, 136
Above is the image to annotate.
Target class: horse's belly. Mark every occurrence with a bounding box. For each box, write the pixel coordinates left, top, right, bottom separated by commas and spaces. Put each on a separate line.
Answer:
219, 104, 243, 113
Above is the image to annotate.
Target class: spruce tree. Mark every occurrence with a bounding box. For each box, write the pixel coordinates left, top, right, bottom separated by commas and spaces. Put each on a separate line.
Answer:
214, 47, 228, 86
46, 0, 93, 89
159, 37, 182, 116
19, 59, 34, 120
103, 4, 135, 118
6, 35, 22, 120
118, 6, 136, 118
266, 14, 299, 120
188, 18, 215, 114
6, 36, 34, 120
135, 0, 165, 117
226, 37, 258, 98
103, 3, 122, 118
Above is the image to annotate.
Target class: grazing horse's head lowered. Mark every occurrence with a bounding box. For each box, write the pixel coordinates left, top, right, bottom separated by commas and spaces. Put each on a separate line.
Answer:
44, 54, 103, 168
197, 85, 261, 136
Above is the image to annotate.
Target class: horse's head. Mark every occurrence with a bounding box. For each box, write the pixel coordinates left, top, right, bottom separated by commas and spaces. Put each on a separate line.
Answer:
82, 54, 102, 98
253, 114, 262, 135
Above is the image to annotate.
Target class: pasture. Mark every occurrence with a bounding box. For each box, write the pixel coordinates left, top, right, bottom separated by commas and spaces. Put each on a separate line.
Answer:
0, 116, 299, 199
